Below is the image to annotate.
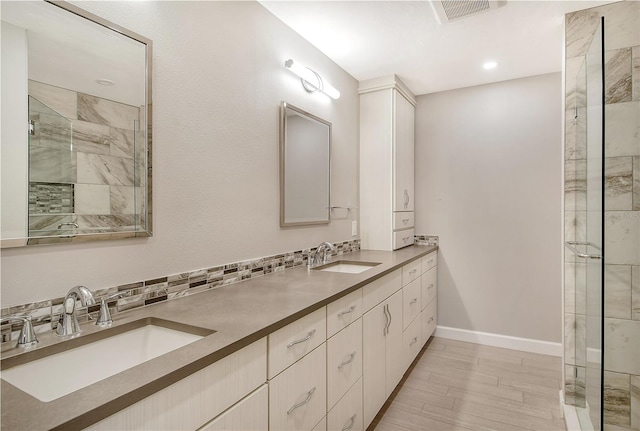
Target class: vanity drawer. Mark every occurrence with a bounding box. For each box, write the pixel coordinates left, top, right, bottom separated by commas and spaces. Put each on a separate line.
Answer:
402, 278, 421, 330
422, 298, 437, 342
393, 211, 414, 231
327, 289, 362, 338
401, 258, 421, 286
269, 344, 327, 431
327, 377, 363, 431
269, 307, 326, 379
199, 384, 268, 431
327, 318, 362, 410
403, 312, 422, 370
421, 251, 438, 274
393, 228, 415, 250
421, 266, 437, 310
362, 269, 402, 312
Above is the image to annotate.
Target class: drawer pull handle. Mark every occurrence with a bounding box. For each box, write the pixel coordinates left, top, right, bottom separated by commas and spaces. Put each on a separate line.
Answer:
409, 269, 417, 275
287, 329, 316, 348
410, 336, 418, 346
428, 317, 434, 323
402, 218, 410, 224
338, 351, 357, 369
287, 386, 316, 415
403, 236, 411, 243
428, 259, 434, 265
428, 284, 434, 289
410, 298, 418, 305
342, 414, 357, 431
338, 305, 356, 317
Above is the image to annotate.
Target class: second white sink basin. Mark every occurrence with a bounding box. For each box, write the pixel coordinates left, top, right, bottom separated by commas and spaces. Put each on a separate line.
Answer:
316, 261, 380, 274
1, 319, 213, 402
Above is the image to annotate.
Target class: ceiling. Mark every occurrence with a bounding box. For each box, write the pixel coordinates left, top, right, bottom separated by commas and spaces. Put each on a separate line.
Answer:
259, 0, 615, 96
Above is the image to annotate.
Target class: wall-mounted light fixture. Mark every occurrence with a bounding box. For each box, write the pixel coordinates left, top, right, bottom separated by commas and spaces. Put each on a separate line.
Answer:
285, 59, 340, 100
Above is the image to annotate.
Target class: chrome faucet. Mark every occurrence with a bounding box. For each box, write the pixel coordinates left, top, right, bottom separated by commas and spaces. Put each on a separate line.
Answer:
0, 316, 38, 347
308, 241, 337, 268
56, 285, 96, 337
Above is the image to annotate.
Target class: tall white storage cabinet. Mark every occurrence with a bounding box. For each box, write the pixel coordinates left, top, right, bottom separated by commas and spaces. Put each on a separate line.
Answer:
359, 75, 416, 251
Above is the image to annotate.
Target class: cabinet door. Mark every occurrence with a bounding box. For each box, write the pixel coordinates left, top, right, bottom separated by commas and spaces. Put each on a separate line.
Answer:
385, 290, 404, 398
362, 302, 387, 429
402, 278, 421, 330
327, 288, 362, 338
393, 91, 414, 212
199, 385, 268, 431
327, 319, 362, 410
327, 377, 363, 431
269, 344, 327, 431
269, 306, 326, 379
422, 297, 438, 343
402, 313, 422, 371
421, 266, 437, 310
86, 338, 267, 431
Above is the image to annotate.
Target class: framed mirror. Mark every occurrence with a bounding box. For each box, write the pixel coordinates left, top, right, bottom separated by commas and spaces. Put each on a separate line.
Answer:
1, 1, 152, 247
280, 102, 331, 227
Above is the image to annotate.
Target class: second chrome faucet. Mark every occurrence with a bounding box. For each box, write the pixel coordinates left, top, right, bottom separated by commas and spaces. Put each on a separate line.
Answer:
308, 241, 336, 268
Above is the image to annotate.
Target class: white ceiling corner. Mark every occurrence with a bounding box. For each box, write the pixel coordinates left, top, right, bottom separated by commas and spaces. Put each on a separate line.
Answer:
259, 0, 617, 96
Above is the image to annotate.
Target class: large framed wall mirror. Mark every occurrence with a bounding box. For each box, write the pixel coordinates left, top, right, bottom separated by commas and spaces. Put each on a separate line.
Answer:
1, 1, 152, 247
280, 102, 331, 227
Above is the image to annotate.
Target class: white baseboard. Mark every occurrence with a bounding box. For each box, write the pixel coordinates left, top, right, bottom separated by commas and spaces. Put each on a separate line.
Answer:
434, 325, 563, 357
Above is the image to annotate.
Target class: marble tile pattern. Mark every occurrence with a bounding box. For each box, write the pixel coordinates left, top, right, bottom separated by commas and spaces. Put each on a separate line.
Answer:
605, 48, 633, 105
565, 3, 640, 428
0, 239, 361, 343
27, 80, 143, 234
605, 371, 632, 428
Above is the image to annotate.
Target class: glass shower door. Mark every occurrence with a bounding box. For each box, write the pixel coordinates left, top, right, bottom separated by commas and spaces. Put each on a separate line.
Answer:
566, 18, 604, 431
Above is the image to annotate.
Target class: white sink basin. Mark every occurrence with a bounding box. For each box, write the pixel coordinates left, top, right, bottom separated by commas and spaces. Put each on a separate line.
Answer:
2, 320, 212, 402
317, 261, 380, 274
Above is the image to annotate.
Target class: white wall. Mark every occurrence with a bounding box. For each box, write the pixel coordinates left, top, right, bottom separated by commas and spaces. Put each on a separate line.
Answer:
0, 1, 359, 307
1, 21, 29, 247
415, 73, 562, 343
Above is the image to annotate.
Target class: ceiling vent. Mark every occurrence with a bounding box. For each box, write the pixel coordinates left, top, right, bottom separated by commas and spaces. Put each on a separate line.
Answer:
430, 1, 502, 24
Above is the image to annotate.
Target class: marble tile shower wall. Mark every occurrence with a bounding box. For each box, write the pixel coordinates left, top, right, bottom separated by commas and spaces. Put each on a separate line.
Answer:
0, 239, 361, 344
565, 2, 640, 430
27, 80, 144, 236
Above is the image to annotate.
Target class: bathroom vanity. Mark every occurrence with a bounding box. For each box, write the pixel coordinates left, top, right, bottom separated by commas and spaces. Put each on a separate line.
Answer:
0, 245, 438, 430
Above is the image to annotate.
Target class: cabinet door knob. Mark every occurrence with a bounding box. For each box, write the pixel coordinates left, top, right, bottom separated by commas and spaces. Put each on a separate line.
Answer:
337, 305, 356, 317
410, 298, 418, 305
337, 351, 357, 369
410, 336, 418, 346
287, 386, 316, 415
342, 414, 357, 431
287, 329, 316, 348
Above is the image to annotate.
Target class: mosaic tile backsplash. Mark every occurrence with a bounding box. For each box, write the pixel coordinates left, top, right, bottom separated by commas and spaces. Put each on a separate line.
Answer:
0, 239, 361, 344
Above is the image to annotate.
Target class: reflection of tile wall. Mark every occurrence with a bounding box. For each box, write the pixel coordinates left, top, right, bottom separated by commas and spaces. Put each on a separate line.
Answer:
565, 2, 640, 430
28, 182, 74, 215
0, 239, 361, 343
28, 80, 143, 233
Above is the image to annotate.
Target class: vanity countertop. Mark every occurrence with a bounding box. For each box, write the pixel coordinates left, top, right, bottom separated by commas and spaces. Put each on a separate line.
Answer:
1, 245, 437, 430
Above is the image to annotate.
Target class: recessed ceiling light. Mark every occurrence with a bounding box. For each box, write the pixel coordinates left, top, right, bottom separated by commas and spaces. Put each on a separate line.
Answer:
483, 61, 498, 70
96, 79, 115, 86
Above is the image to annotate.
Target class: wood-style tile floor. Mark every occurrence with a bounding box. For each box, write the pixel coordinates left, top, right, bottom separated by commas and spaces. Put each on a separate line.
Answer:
371, 337, 567, 431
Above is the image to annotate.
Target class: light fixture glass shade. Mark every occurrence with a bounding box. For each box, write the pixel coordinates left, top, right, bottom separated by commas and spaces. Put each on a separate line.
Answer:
285, 59, 340, 99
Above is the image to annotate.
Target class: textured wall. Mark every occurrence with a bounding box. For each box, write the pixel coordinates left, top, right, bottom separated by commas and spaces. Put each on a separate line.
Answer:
0, 1, 359, 306
414, 73, 563, 343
